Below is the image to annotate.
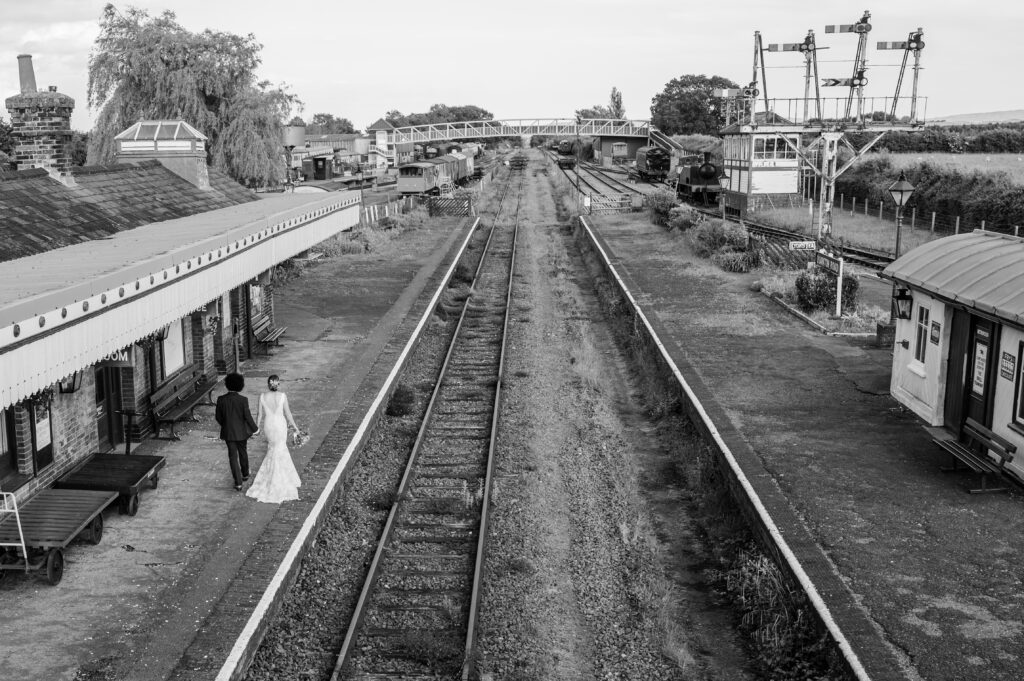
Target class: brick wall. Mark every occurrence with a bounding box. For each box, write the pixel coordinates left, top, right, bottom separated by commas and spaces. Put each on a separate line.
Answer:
9, 373, 99, 501
191, 312, 216, 378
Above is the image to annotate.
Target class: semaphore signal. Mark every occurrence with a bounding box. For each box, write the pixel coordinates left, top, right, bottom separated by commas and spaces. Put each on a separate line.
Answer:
877, 28, 926, 121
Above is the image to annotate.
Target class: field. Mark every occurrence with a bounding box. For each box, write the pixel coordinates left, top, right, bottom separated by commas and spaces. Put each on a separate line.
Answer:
755, 204, 939, 256
888, 152, 1024, 184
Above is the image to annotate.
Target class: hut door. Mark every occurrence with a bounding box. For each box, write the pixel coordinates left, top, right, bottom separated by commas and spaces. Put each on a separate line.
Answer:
964, 318, 998, 427
943, 309, 970, 429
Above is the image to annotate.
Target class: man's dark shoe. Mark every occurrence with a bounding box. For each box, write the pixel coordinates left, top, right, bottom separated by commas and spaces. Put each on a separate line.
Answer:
235, 484, 243, 491
243, 475, 250, 481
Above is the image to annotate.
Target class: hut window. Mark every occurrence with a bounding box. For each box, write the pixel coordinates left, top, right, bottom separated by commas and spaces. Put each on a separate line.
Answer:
914, 306, 929, 363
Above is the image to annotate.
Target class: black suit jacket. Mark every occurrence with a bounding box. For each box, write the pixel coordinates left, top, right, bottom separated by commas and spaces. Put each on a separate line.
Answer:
215, 391, 257, 441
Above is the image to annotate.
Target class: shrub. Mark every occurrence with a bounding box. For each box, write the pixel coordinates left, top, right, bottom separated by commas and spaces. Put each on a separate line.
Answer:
666, 204, 704, 231
794, 271, 859, 313
646, 189, 678, 227
686, 220, 749, 258
712, 247, 764, 273
377, 215, 400, 230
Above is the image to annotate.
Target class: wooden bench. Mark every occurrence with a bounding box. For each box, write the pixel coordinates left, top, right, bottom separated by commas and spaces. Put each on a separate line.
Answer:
55, 453, 166, 517
150, 367, 220, 440
934, 417, 1017, 494
252, 314, 287, 354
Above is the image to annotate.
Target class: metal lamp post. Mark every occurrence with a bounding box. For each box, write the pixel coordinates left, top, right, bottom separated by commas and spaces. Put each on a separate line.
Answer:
717, 170, 730, 222
887, 171, 916, 323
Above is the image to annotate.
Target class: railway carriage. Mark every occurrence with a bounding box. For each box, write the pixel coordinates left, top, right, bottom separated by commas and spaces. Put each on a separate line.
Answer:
635, 146, 670, 181
397, 162, 439, 194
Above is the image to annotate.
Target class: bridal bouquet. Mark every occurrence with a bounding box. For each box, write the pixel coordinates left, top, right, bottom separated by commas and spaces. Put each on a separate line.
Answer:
291, 429, 310, 448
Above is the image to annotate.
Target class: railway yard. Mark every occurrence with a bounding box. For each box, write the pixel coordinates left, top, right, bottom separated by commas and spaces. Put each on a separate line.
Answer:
1, 148, 1018, 681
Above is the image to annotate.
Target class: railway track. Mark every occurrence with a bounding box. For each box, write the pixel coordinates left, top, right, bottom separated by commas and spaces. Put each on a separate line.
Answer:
687, 203, 895, 271
331, 168, 522, 680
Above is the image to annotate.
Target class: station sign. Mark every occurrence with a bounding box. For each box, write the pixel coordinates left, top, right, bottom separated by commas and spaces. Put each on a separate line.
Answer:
96, 346, 134, 368
789, 240, 817, 251
815, 250, 842, 276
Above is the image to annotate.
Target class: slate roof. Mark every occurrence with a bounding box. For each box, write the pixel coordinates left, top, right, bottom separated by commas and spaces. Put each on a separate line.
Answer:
0, 160, 256, 262
366, 118, 394, 131
883, 230, 1024, 326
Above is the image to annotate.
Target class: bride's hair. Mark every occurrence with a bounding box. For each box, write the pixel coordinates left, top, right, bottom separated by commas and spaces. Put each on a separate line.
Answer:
267, 374, 280, 391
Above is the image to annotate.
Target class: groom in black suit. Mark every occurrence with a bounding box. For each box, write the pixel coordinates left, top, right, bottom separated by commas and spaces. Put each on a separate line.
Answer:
215, 372, 258, 491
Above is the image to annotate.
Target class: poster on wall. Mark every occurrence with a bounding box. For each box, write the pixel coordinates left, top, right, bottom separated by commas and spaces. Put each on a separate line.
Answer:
1001, 352, 1016, 381
930, 321, 941, 344
34, 403, 51, 450
972, 344, 988, 395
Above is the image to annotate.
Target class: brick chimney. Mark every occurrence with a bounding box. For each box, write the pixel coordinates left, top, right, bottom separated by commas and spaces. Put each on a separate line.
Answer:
4, 55, 75, 185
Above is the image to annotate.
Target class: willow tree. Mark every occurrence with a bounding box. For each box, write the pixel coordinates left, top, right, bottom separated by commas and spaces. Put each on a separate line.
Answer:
87, 4, 298, 186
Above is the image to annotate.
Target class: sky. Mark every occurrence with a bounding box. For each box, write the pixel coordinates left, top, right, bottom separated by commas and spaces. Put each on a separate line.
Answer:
0, 0, 1019, 133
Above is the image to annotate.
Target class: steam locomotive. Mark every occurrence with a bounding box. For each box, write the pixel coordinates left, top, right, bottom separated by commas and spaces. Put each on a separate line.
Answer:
672, 152, 722, 205
634, 146, 670, 181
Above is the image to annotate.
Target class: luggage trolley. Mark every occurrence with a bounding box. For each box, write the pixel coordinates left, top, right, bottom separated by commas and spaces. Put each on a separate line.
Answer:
0, 488, 117, 585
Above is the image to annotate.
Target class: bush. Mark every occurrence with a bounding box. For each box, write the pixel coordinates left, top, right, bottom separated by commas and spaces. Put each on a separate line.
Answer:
666, 204, 704, 231
686, 220, 749, 258
646, 189, 678, 227
794, 271, 859, 313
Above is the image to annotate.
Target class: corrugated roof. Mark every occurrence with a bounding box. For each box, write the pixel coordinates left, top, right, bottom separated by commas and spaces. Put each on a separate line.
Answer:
0, 192, 342, 320
882, 230, 1024, 326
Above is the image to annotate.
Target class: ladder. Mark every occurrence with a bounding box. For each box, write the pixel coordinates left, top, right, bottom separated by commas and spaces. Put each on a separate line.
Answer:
0, 492, 28, 573
438, 173, 455, 198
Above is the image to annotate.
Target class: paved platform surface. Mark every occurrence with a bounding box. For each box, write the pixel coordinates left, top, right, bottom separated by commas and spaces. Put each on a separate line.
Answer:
0, 218, 474, 681
586, 218, 1024, 681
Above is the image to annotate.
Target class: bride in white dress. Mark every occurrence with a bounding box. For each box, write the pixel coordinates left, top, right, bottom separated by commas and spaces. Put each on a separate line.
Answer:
246, 375, 302, 503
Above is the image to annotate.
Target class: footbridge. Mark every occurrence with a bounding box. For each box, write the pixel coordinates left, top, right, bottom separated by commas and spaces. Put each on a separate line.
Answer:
387, 118, 652, 145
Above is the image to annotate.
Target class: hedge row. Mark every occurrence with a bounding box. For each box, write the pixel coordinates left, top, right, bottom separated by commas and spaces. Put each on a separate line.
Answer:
834, 156, 1024, 230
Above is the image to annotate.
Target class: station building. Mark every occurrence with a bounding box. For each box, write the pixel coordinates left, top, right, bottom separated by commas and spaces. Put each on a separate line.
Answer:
0, 56, 360, 501
883, 230, 1024, 482
719, 119, 802, 218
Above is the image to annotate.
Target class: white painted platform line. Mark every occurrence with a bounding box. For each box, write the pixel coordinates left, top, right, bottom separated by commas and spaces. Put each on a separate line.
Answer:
216, 218, 481, 681
578, 217, 873, 681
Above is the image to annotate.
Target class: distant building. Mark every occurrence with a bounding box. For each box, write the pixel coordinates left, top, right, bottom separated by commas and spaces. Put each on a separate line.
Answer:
0, 56, 359, 500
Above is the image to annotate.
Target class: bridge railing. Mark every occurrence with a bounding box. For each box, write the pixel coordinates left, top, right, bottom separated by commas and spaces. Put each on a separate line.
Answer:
389, 118, 652, 144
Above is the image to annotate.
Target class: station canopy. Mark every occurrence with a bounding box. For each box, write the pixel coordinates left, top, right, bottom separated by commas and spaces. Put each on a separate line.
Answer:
883, 230, 1024, 326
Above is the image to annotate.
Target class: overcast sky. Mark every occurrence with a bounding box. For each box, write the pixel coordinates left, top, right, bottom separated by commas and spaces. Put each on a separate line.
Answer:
0, 0, 1017, 133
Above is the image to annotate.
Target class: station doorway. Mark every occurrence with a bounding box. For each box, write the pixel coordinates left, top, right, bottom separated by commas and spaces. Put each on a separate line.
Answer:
94, 366, 123, 452
944, 311, 999, 431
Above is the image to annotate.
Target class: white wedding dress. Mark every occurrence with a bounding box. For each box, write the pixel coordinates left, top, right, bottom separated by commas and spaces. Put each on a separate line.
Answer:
246, 392, 301, 503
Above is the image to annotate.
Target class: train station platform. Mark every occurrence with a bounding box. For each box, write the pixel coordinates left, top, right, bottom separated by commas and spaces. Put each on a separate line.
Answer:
0, 217, 476, 681
580, 217, 1024, 681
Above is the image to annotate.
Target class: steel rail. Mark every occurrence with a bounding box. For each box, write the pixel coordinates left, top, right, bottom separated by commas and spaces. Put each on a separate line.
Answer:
331, 169, 523, 681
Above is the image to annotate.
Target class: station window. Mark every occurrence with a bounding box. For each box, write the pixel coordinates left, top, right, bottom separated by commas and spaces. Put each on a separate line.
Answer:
753, 136, 799, 161
161, 319, 186, 377
914, 306, 929, 363
0, 408, 16, 480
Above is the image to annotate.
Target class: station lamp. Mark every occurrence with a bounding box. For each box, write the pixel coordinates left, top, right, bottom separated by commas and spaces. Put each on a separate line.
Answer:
893, 287, 914, 320
717, 170, 730, 221
887, 171, 916, 324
